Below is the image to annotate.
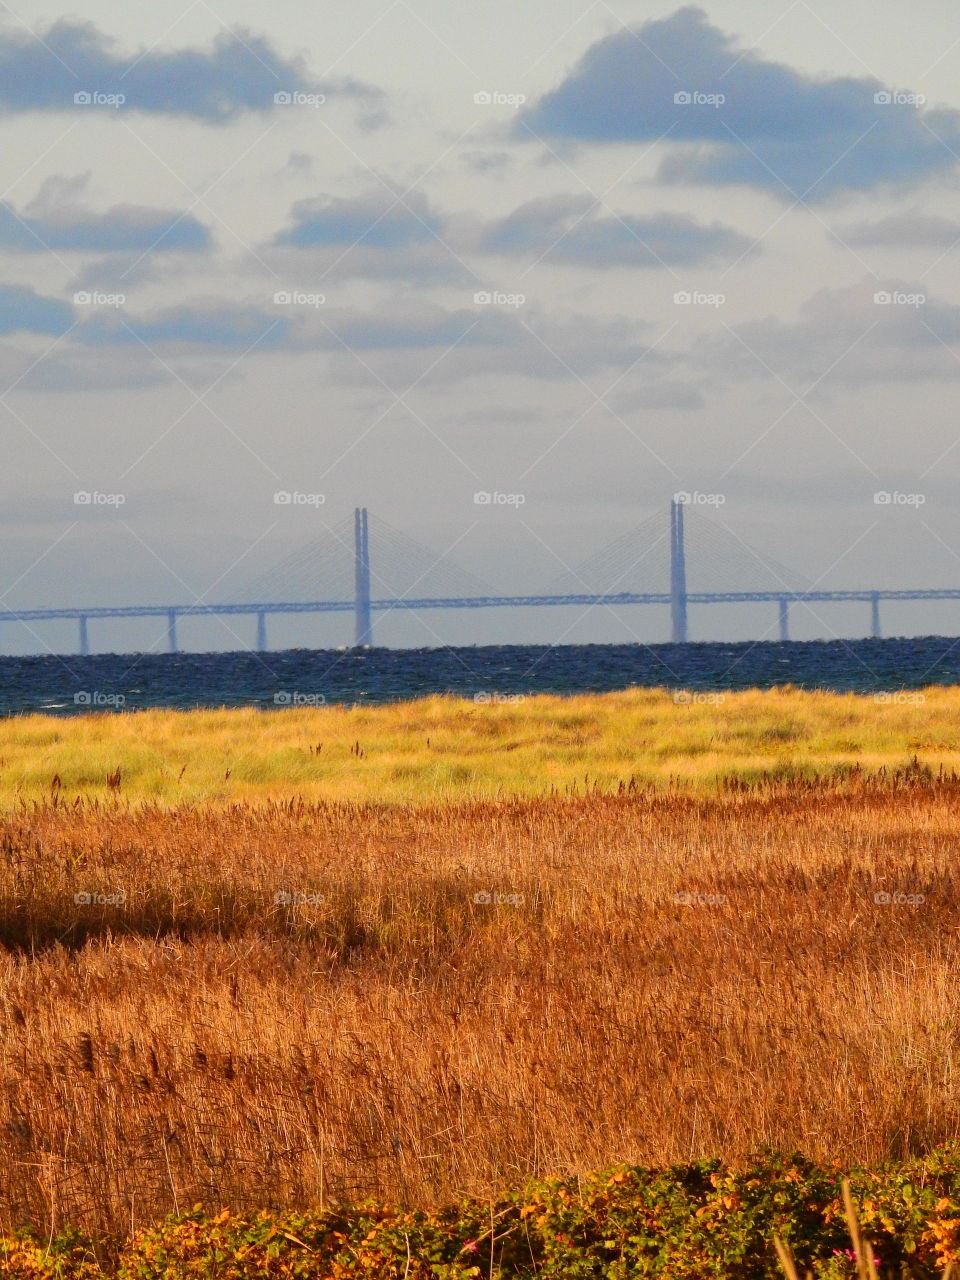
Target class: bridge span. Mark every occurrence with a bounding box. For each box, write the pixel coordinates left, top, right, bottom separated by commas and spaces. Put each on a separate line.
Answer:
2, 505, 953, 653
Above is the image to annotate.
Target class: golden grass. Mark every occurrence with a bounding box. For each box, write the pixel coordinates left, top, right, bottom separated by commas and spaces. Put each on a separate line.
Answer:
0, 685, 958, 806
2, 774, 959, 1239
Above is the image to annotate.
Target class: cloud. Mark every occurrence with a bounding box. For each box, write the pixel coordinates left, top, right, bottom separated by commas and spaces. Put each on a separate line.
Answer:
12, 349, 171, 391
274, 190, 440, 249
460, 150, 513, 174
270, 186, 749, 280
840, 213, 960, 248
321, 311, 659, 386
480, 193, 752, 267
610, 380, 705, 411
72, 295, 652, 387
70, 253, 193, 292
0, 284, 74, 335
283, 152, 315, 175
301, 303, 497, 351
0, 339, 179, 392
0, 20, 382, 121
697, 279, 960, 391
268, 242, 473, 287
517, 6, 960, 200
269, 190, 471, 284
76, 298, 493, 353
77, 301, 292, 350
0, 175, 211, 252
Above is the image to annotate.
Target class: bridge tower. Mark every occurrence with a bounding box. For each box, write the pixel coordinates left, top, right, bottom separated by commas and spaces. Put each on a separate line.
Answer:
354, 507, 373, 647
670, 499, 688, 643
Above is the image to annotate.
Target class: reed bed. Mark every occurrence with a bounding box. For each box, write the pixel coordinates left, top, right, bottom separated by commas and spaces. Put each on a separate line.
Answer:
1, 772, 959, 1243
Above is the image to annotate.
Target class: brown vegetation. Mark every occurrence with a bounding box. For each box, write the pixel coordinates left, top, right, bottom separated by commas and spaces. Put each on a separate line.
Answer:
1, 772, 959, 1240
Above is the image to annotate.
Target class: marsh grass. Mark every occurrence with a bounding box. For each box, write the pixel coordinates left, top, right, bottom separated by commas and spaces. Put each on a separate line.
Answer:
1, 686, 959, 807
1, 773, 959, 1239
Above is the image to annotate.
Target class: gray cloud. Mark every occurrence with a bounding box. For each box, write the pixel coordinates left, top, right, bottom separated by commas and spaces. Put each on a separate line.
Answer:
698, 279, 960, 391
460, 150, 513, 174
269, 241, 474, 286
480, 193, 753, 267
269, 186, 748, 280
269, 190, 472, 284
610, 380, 705, 412
15, 349, 171, 392
840, 213, 960, 247
77, 301, 291, 350
71, 294, 652, 391
274, 190, 440, 249
0, 19, 383, 121
323, 312, 658, 386
0, 283, 74, 335
517, 6, 960, 200
0, 175, 211, 252
74, 297, 501, 353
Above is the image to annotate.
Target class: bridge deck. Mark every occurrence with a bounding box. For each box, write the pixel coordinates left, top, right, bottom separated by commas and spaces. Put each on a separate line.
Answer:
1, 589, 959, 625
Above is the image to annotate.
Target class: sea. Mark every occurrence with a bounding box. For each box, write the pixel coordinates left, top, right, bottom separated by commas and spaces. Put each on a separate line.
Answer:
0, 636, 956, 715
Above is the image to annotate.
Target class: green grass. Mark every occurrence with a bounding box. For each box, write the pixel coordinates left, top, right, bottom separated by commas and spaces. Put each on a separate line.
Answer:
0, 685, 958, 806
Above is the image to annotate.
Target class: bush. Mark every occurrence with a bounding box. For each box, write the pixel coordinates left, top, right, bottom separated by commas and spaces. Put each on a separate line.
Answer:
4, 1148, 960, 1278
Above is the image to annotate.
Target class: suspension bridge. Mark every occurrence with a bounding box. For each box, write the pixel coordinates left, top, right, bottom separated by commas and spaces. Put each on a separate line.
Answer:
1, 503, 956, 654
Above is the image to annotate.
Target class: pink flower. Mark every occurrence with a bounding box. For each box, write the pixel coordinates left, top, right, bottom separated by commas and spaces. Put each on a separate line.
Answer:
832, 1246, 881, 1264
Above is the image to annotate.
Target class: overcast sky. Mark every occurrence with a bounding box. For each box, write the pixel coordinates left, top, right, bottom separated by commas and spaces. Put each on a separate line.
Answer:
4, 0, 960, 652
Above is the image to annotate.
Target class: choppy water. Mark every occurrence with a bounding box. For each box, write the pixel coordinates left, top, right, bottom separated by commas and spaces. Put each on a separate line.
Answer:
0, 636, 957, 715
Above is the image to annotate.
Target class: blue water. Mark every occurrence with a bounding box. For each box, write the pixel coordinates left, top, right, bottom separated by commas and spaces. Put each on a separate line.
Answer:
0, 636, 957, 715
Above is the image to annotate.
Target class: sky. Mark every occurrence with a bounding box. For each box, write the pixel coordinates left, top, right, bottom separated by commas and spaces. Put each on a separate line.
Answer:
3, 0, 960, 652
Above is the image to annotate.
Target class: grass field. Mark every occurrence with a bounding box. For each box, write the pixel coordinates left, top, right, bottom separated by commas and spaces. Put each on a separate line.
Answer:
0, 684, 955, 805
3, 775, 960, 1245
4, 691, 960, 1276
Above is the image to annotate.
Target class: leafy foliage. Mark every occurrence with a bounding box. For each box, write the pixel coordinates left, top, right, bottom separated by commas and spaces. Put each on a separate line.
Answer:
4, 1149, 960, 1278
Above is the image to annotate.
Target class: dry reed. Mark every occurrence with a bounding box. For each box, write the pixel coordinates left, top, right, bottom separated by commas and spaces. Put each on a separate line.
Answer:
1, 773, 958, 1240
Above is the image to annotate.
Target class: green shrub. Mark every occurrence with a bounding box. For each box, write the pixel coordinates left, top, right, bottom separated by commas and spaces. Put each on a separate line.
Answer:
4, 1148, 960, 1278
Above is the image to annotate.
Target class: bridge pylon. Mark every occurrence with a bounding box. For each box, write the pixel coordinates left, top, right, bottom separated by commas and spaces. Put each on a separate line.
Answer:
871, 591, 882, 640
354, 507, 373, 647
670, 499, 688, 643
